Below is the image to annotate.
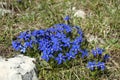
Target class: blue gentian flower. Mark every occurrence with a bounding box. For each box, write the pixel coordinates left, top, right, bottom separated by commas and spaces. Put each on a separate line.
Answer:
87, 61, 96, 71
55, 32, 66, 39
97, 62, 105, 71
17, 31, 32, 41
80, 49, 88, 58
31, 30, 39, 36
52, 43, 62, 51
64, 15, 70, 21
20, 47, 26, 53
20, 42, 32, 53
62, 24, 72, 33
92, 49, 97, 56
53, 24, 64, 32
96, 48, 104, 55
92, 48, 104, 56
66, 52, 76, 60
73, 36, 83, 44
70, 44, 80, 53
61, 37, 71, 47
41, 51, 53, 62
38, 29, 45, 36
103, 54, 110, 61
23, 42, 30, 48
12, 41, 22, 51
24, 33, 31, 41
29, 40, 37, 48
41, 53, 50, 62
17, 32, 26, 40
74, 26, 83, 36
55, 53, 66, 64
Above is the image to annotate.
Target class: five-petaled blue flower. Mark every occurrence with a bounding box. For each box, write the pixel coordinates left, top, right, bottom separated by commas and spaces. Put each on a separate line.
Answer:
92, 48, 104, 56
66, 52, 76, 60
97, 62, 105, 71
87, 61, 96, 71
41, 51, 53, 62
103, 54, 110, 62
12, 41, 22, 51
55, 53, 66, 64
80, 49, 88, 58
96, 48, 104, 55
64, 15, 70, 21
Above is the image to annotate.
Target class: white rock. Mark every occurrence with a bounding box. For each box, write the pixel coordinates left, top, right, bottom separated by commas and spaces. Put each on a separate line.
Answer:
85, 34, 98, 43
74, 10, 86, 19
85, 34, 105, 44
0, 55, 38, 80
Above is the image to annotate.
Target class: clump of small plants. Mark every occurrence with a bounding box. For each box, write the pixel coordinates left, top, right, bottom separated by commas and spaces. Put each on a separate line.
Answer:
12, 16, 110, 76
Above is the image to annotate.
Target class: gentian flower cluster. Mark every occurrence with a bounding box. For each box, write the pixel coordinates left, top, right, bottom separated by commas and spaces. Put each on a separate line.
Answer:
12, 16, 110, 72
87, 61, 105, 71
12, 16, 88, 64
87, 48, 110, 71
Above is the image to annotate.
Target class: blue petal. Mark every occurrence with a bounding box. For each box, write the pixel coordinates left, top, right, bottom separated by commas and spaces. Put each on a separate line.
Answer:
64, 15, 70, 21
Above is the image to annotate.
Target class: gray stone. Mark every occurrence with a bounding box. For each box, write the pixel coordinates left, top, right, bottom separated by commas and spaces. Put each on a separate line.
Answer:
0, 55, 38, 80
